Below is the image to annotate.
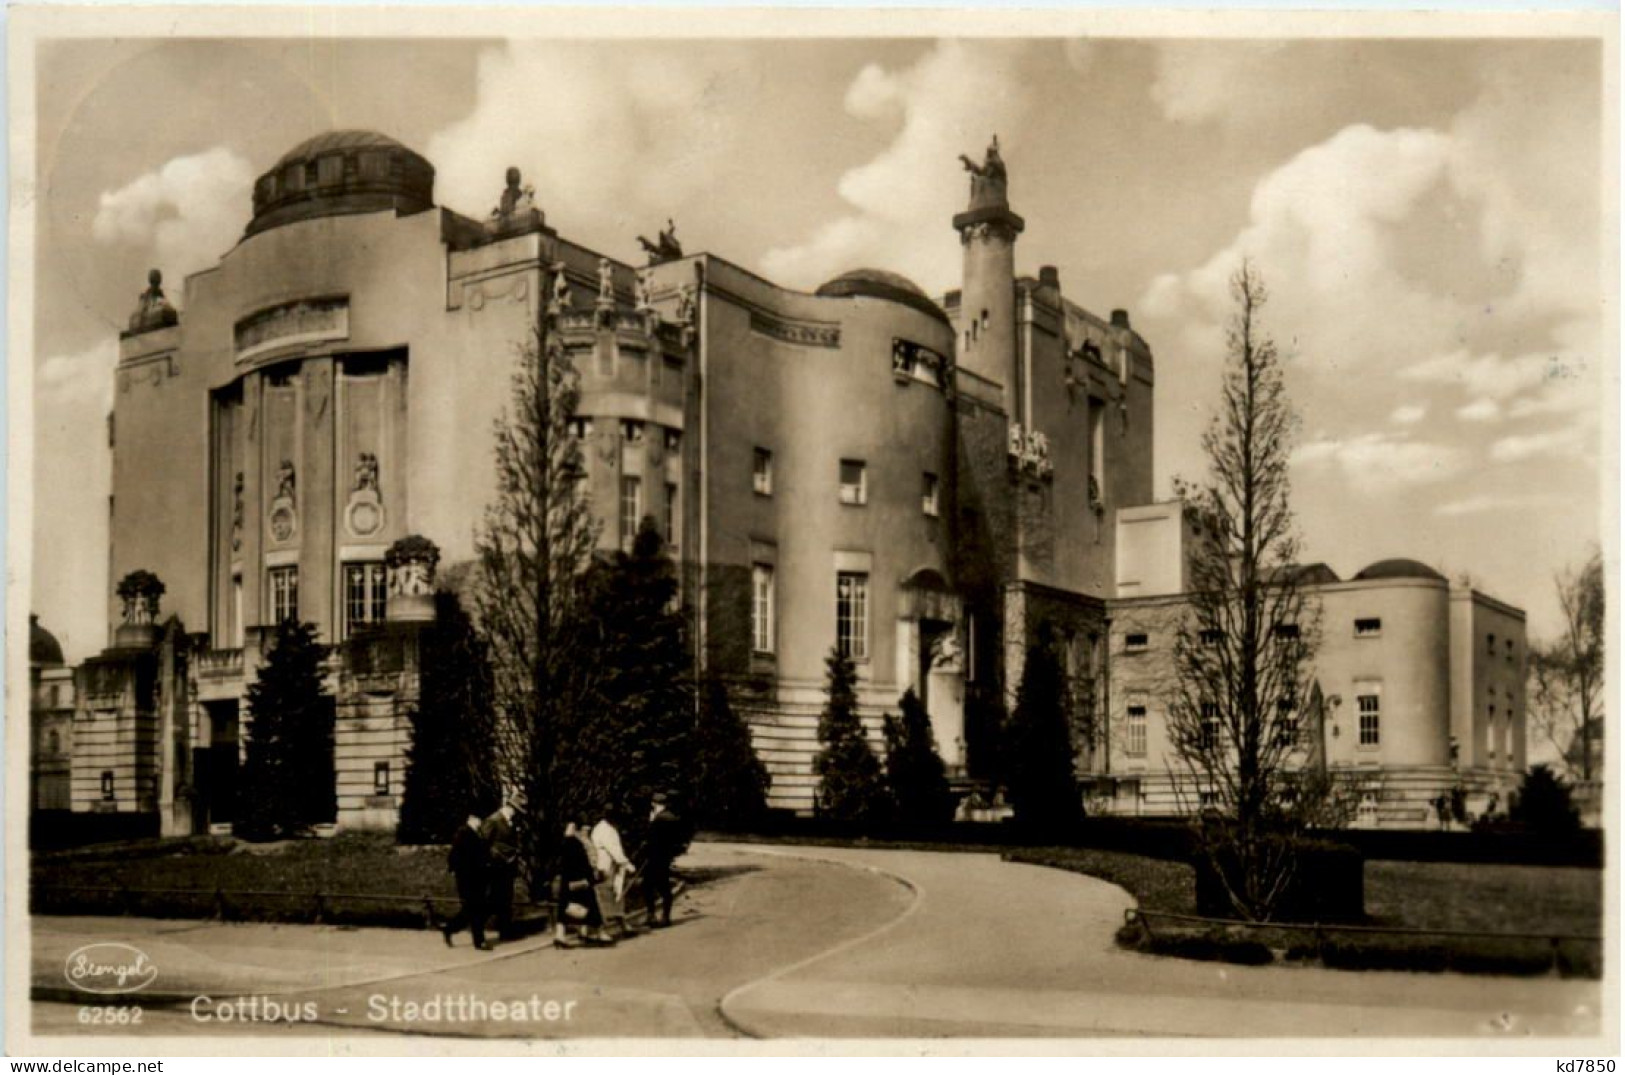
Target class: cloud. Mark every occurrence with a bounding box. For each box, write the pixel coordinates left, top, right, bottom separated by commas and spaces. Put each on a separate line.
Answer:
1148, 42, 1289, 126
1389, 403, 1427, 425
427, 42, 768, 259
1455, 398, 1502, 423
37, 339, 117, 408
1489, 428, 1588, 463
1401, 349, 1554, 402
1292, 432, 1468, 494
1434, 492, 1558, 517
93, 147, 253, 285
760, 40, 1039, 291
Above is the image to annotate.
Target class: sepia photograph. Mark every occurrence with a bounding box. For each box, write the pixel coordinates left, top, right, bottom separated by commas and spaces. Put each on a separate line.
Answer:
7, 7, 1618, 1056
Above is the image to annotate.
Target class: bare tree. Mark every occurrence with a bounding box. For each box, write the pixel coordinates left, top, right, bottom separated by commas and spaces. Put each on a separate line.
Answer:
1165, 261, 1338, 920
1529, 549, 1604, 783
473, 291, 601, 877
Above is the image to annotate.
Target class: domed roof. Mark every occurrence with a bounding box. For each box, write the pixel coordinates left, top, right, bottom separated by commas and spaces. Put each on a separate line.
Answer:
30, 614, 64, 667
816, 268, 949, 325
248, 129, 434, 239
1354, 558, 1446, 582
276, 130, 409, 167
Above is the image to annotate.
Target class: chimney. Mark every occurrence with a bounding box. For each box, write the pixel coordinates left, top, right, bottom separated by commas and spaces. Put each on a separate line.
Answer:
1110, 309, 1132, 329
1038, 265, 1060, 290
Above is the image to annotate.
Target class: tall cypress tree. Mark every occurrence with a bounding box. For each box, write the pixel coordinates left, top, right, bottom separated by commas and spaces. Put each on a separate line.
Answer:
1006, 629, 1079, 832
814, 647, 891, 826
239, 620, 335, 839
884, 688, 954, 828
398, 592, 501, 844
693, 676, 770, 831
558, 517, 694, 850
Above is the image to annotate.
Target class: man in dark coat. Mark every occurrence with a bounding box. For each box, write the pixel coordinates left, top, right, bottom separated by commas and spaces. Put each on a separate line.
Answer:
441, 814, 492, 950
641, 794, 684, 928
480, 799, 521, 942
554, 816, 609, 945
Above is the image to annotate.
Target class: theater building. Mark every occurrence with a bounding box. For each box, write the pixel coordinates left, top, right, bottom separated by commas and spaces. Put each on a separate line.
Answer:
45, 129, 1523, 835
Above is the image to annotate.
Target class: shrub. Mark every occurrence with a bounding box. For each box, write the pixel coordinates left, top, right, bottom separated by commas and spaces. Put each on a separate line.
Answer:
884, 689, 955, 828
1144, 928, 1274, 966
238, 621, 335, 840
1510, 765, 1581, 836
814, 648, 892, 827
692, 677, 771, 832
1194, 833, 1363, 922
1005, 629, 1080, 832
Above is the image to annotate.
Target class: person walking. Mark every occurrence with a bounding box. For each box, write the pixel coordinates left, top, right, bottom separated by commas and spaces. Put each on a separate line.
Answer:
590, 812, 633, 936
480, 797, 521, 942
554, 816, 610, 945
441, 813, 492, 950
640, 794, 683, 929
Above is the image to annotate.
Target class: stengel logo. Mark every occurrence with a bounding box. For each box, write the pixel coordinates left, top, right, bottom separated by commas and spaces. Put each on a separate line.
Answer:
64, 942, 159, 995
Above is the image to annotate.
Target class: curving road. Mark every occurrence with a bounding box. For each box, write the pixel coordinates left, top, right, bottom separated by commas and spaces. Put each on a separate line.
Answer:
31, 842, 1604, 1043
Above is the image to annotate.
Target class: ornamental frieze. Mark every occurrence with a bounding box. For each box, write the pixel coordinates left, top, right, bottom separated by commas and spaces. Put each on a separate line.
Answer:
748, 310, 841, 349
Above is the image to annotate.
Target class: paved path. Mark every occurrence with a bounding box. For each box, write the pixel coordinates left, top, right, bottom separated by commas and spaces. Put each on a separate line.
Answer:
717, 845, 1604, 1040
31, 842, 1604, 1043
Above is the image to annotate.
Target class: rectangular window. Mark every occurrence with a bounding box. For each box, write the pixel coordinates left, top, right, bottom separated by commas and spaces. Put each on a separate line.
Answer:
839, 459, 868, 505
1276, 697, 1299, 747
1199, 790, 1219, 811
1488, 704, 1497, 759
752, 448, 773, 496
1199, 628, 1225, 646
1272, 623, 1300, 640
621, 419, 645, 443
343, 562, 387, 638
1354, 617, 1382, 638
752, 564, 775, 655
1487, 633, 1496, 655
568, 416, 593, 439
836, 571, 869, 659
664, 428, 682, 454
1357, 691, 1381, 746
101, 771, 116, 802
269, 566, 299, 624
1126, 705, 1147, 758
620, 476, 642, 550
374, 761, 390, 795
664, 482, 679, 548
1125, 632, 1149, 652
1200, 702, 1220, 752
922, 472, 940, 517
1506, 638, 1516, 663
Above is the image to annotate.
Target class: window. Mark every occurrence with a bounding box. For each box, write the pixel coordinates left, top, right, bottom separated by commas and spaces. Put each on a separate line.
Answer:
1199, 790, 1220, 812
101, 771, 116, 802
1276, 697, 1300, 747
343, 562, 387, 637
1200, 702, 1220, 752
752, 448, 773, 496
269, 566, 299, 624
1357, 690, 1381, 746
374, 761, 390, 795
621, 419, 645, 443
1125, 704, 1147, 758
664, 482, 679, 548
922, 472, 940, 517
619, 477, 642, 549
752, 564, 776, 655
1506, 638, 1516, 663
836, 571, 869, 659
839, 459, 867, 505
664, 428, 682, 454
1488, 704, 1497, 759
1272, 623, 1301, 640
1125, 632, 1149, 653
568, 417, 593, 439
1199, 628, 1225, 646
1354, 617, 1382, 638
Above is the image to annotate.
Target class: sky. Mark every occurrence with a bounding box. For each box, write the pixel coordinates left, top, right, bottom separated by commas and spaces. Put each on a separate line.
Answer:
26, 32, 1612, 664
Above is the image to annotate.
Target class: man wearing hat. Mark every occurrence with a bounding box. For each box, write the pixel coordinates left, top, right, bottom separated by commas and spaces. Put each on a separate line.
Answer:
640, 794, 683, 929
480, 796, 522, 942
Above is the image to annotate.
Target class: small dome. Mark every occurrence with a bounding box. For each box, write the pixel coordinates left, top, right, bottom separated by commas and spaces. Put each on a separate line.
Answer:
30, 614, 64, 667
248, 129, 435, 238
816, 268, 949, 325
1354, 558, 1446, 582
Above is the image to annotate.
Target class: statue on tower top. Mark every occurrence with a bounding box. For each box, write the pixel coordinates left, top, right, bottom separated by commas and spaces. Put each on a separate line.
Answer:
959, 135, 1007, 183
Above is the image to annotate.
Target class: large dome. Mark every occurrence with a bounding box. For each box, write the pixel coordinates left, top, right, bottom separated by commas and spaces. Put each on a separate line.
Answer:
248, 129, 435, 238
30, 614, 64, 667
816, 268, 949, 325
1354, 558, 1446, 582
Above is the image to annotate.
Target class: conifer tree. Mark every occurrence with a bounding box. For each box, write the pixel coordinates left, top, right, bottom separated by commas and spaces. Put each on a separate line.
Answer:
693, 676, 771, 831
1005, 630, 1079, 831
884, 688, 955, 827
814, 647, 890, 826
398, 591, 501, 844
239, 620, 335, 839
